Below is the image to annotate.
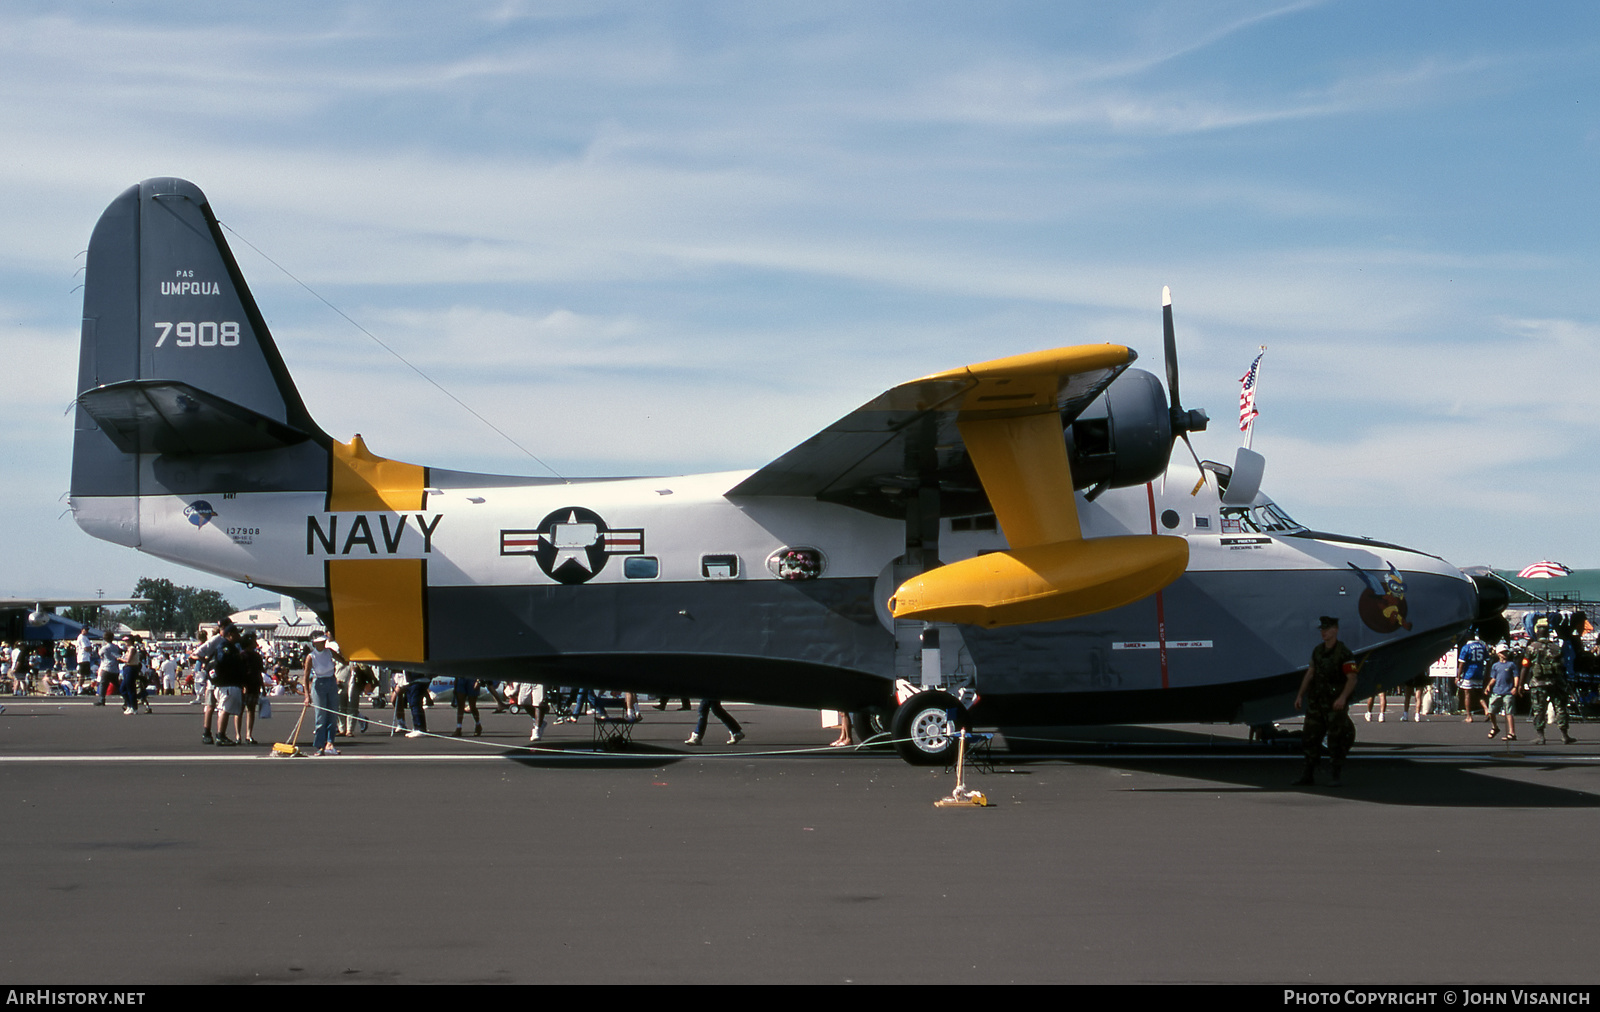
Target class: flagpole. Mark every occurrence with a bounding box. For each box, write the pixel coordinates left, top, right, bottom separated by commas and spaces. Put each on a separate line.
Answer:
1243, 345, 1265, 450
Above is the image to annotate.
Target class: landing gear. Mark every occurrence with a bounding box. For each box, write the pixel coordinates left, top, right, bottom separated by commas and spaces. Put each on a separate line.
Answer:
891, 689, 964, 765
850, 707, 891, 745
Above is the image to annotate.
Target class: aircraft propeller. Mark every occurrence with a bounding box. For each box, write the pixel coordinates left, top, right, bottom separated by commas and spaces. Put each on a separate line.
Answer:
1162, 286, 1209, 473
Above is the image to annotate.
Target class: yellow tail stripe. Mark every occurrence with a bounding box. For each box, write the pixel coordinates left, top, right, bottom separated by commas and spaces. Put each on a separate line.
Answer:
328, 434, 426, 513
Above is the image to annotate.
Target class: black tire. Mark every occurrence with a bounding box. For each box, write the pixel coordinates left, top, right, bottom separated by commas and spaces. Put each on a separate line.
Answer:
849, 707, 891, 744
891, 690, 963, 765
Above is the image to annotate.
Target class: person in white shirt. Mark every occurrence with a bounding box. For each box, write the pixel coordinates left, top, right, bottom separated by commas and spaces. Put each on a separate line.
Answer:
75, 630, 93, 692
301, 632, 345, 756
96, 639, 121, 706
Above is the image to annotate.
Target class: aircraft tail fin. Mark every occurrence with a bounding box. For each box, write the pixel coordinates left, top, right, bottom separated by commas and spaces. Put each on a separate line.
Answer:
73, 178, 327, 496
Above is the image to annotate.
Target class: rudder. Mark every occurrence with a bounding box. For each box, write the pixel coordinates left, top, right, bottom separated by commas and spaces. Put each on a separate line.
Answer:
72, 178, 327, 500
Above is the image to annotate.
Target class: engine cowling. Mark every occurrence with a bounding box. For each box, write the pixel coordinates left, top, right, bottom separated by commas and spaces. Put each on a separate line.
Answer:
1063, 368, 1174, 490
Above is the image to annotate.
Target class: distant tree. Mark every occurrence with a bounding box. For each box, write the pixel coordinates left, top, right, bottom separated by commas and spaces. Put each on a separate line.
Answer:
175, 588, 233, 633
119, 579, 234, 637
61, 605, 106, 629
131, 578, 181, 633
103, 607, 135, 631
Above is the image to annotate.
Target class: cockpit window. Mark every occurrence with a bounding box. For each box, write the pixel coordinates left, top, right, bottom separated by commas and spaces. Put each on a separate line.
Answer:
1220, 501, 1304, 535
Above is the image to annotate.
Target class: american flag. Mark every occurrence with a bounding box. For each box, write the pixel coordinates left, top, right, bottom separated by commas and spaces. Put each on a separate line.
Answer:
1238, 352, 1263, 432
1518, 561, 1572, 579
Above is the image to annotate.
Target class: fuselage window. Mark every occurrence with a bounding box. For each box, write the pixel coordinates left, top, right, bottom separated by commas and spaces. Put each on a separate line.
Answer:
701, 554, 739, 579
1221, 506, 1260, 533
1256, 503, 1303, 532
624, 556, 660, 579
1220, 502, 1304, 535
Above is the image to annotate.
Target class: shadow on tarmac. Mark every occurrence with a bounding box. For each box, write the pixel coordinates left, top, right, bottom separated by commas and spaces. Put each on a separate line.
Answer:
1077, 757, 1600, 808
997, 724, 1600, 808
503, 743, 688, 769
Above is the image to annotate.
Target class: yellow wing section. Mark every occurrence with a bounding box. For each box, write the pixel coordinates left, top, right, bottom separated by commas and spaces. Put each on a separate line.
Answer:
889, 346, 1187, 628
728, 342, 1186, 628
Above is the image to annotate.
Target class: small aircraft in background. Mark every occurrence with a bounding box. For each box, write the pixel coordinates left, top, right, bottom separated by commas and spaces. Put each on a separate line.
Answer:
66, 179, 1495, 762
0, 597, 148, 641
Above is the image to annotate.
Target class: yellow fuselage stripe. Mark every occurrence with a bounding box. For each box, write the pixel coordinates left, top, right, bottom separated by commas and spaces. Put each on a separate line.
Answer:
325, 436, 429, 663
326, 559, 427, 664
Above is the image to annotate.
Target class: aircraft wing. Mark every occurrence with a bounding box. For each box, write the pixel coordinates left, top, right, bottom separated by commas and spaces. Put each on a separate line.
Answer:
731, 344, 1189, 629
727, 345, 1135, 519
0, 598, 148, 608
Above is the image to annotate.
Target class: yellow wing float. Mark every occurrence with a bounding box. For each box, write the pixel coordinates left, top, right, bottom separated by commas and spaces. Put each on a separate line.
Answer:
889, 347, 1186, 627
729, 343, 1189, 629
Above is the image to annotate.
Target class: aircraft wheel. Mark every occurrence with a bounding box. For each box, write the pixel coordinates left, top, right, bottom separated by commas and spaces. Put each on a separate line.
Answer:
891, 690, 962, 765
850, 707, 891, 744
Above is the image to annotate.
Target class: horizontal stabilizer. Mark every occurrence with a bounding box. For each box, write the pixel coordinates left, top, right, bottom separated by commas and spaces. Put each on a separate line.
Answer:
889, 534, 1189, 628
78, 379, 313, 455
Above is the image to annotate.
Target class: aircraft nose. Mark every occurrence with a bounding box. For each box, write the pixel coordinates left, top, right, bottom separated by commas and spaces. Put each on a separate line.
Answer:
1469, 574, 1509, 623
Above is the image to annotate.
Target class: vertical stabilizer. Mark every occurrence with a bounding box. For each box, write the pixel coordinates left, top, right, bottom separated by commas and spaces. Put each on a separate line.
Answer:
73, 178, 326, 503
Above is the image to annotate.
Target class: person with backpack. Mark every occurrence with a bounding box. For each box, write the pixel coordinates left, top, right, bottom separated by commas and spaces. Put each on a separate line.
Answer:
197, 621, 246, 746
1523, 629, 1578, 746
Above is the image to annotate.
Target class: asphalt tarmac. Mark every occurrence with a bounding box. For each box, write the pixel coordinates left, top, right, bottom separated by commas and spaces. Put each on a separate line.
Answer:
3, 695, 1598, 985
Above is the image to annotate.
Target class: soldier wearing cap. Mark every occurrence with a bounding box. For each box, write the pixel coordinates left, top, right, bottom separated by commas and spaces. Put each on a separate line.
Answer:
1293, 616, 1359, 786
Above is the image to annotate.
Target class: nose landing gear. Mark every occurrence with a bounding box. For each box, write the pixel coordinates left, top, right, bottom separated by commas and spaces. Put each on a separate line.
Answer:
891, 689, 965, 765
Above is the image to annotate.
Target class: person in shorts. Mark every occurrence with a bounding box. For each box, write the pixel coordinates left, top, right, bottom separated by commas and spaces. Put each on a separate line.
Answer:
197, 622, 245, 745
1484, 646, 1520, 741
510, 682, 549, 743
1457, 634, 1491, 723
453, 677, 483, 737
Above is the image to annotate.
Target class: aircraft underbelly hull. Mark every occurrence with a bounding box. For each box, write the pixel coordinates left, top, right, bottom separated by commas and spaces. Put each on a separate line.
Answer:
966, 567, 1474, 724
424, 577, 890, 675
267, 565, 1470, 726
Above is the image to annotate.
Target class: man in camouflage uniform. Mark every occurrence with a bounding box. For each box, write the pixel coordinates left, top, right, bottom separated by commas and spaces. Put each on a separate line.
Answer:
1522, 630, 1577, 746
1293, 616, 1360, 786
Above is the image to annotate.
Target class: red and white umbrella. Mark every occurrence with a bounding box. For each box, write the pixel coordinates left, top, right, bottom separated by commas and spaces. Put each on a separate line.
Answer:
1517, 561, 1572, 579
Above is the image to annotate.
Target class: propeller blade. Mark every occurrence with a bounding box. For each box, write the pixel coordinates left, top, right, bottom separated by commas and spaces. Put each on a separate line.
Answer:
1159, 286, 1210, 489
1162, 285, 1179, 413
1182, 432, 1203, 472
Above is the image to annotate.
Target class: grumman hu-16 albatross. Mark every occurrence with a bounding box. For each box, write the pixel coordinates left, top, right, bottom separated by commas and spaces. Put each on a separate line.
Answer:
69, 179, 1498, 763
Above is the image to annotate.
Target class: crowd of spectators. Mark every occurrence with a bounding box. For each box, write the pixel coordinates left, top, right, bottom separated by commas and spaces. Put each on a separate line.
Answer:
5, 620, 705, 752
1366, 609, 1598, 735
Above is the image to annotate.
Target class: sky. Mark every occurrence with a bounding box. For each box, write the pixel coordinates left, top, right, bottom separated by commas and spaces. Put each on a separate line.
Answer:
3, 0, 1598, 602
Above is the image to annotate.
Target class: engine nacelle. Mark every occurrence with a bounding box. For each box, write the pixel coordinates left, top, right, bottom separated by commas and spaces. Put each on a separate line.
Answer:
1063, 368, 1174, 491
